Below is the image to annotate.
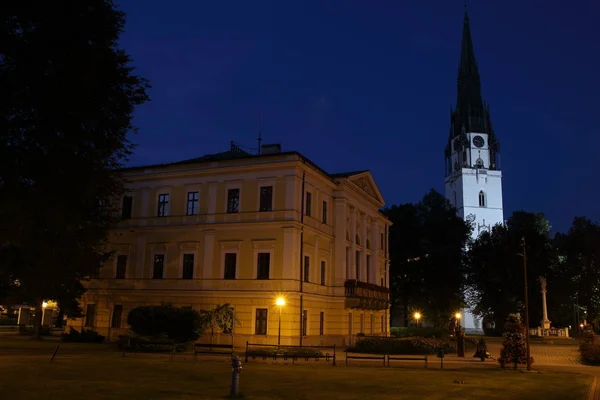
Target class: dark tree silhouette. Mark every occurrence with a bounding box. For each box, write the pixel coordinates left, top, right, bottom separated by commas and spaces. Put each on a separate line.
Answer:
0, 1, 150, 339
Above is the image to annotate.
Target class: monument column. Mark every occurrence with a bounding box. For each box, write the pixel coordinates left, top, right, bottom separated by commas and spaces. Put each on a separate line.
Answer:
540, 276, 551, 330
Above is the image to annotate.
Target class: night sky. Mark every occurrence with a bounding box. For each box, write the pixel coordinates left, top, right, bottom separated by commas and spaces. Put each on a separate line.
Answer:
117, 0, 599, 234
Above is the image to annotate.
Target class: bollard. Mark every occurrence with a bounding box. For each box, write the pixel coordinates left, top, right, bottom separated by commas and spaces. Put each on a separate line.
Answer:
230, 354, 242, 397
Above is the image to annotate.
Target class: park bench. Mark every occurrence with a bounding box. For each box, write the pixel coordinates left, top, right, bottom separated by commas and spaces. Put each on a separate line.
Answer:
387, 354, 428, 368
344, 350, 386, 366
193, 343, 234, 361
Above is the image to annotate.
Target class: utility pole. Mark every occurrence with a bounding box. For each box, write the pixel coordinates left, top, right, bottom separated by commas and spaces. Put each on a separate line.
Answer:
521, 237, 532, 371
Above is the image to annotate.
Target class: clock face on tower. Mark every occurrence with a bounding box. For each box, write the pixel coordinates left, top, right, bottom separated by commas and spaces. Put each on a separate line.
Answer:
472, 135, 484, 148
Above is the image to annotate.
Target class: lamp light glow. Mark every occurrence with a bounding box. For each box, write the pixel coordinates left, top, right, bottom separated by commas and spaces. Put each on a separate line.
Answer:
414, 312, 421, 320
42, 301, 48, 308
455, 312, 462, 320
276, 297, 285, 306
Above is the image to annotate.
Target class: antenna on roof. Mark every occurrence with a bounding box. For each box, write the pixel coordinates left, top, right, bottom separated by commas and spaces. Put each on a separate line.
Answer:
257, 112, 263, 155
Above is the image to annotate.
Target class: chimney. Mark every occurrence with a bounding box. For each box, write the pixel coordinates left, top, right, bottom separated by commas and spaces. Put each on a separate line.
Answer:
261, 144, 282, 155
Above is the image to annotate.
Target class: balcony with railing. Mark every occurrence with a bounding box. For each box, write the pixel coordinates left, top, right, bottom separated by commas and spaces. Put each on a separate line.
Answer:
344, 279, 389, 311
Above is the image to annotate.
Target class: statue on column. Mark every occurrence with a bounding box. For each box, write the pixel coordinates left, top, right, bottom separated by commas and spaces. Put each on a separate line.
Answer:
540, 277, 551, 330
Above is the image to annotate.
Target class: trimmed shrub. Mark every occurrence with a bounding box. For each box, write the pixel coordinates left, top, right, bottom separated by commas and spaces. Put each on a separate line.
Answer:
117, 332, 192, 353
246, 346, 325, 358
390, 327, 448, 338
61, 327, 105, 343
580, 343, 600, 365
348, 337, 454, 355
127, 303, 203, 343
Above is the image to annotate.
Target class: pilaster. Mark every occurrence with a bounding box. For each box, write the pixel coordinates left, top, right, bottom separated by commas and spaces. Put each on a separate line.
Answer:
360, 212, 368, 282
206, 182, 218, 222
282, 227, 299, 280
203, 232, 215, 279
349, 206, 357, 280
334, 199, 347, 286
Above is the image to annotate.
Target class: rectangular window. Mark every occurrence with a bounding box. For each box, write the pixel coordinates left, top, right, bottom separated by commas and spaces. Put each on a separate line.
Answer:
305, 192, 312, 216
157, 193, 169, 217
259, 186, 273, 212
111, 305, 123, 328
121, 196, 133, 219
322, 201, 327, 224
224, 253, 237, 279
303, 256, 310, 283
257, 252, 270, 280
84, 304, 96, 327
255, 308, 268, 335
227, 188, 240, 213
355, 251, 360, 281
320, 260, 326, 285
319, 311, 325, 336
116, 255, 127, 279
182, 254, 194, 279
186, 191, 199, 215
153, 254, 164, 279
302, 310, 308, 336
366, 255, 372, 284
380, 233, 384, 250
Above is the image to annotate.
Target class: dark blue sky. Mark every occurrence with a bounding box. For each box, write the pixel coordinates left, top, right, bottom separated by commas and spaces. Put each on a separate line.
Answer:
118, 0, 599, 234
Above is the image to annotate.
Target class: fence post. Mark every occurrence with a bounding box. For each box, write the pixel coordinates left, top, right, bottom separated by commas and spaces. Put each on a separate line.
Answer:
383, 354, 387, 367
244, 341, 249, 363
424, 354, 428, 369
332, 344, 336, 366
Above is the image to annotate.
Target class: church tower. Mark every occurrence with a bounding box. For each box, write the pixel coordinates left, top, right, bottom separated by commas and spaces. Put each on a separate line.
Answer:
444, 11, 504, 239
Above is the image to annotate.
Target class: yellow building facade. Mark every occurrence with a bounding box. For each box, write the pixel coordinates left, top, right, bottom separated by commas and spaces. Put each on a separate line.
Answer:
69, 144, 391, 347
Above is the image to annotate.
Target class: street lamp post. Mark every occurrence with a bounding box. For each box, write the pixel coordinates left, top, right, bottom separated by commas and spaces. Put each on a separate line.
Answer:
276, 298, 285, 346
414, 312, 421, 328
522, 237, 532, 371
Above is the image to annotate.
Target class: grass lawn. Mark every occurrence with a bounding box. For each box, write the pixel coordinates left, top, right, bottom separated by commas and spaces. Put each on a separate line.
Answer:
0, 337, 591, 400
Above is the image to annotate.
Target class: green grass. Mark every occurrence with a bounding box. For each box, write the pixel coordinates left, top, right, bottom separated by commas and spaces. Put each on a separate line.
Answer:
0, 337, 591, 400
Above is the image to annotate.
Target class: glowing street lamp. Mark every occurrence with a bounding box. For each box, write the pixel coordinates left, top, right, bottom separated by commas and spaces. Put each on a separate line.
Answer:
414, 312, 422, 328
276, 297, 285, 346
455, 312, 462, 327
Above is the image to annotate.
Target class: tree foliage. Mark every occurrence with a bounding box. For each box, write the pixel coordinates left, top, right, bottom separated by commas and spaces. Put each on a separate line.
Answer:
199, 303, 240, 337
465, 211, 557, 333
554, 217, 600, 329
383, 189, 471, 327
127, 303, 204, 343
0, 1, 149, 337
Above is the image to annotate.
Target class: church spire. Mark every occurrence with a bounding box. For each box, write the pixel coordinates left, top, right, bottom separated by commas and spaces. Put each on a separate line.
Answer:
456, 11, 483, 112
449, 10, 496, 142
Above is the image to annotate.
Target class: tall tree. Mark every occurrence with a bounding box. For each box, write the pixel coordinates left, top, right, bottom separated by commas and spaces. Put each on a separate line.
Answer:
465, 211, 557, 333
0, 1, 149, 338
384, 190, 471, 327
554, 217, 600, 330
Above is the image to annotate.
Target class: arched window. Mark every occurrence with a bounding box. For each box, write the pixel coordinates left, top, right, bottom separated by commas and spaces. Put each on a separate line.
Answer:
367, 239, 371, 250
478, 190, 486, 207
346, 231, 350, 241
476, 158, 484, 168
355, 234, 361, 246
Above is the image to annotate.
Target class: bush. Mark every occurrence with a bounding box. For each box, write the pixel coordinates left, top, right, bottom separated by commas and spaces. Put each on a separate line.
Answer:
348, 337, 454, 355
390, 327, 448, 338
127, 303, 203, 343
61, 327, 105, 343
580, 343, 600, 365
0, 318, 18, 325
117, 332, 192, 353
247, 346, 325, 358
